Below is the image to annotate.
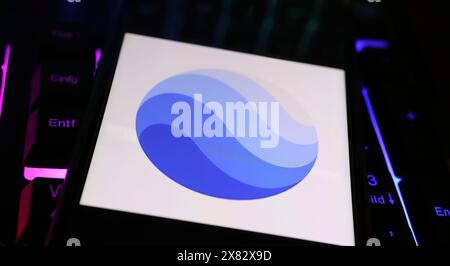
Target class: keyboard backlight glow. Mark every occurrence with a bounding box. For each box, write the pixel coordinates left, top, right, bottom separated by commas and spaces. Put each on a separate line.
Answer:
94, 48, 102, 74
23, 167, 67, 181
0, 44, 11, 119
362, 87, 419, 246
355, 39, 389, 53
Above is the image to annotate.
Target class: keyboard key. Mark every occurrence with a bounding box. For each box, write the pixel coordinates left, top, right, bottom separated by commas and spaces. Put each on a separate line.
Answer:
16, 179, 64, 246
23, 48, 95, 176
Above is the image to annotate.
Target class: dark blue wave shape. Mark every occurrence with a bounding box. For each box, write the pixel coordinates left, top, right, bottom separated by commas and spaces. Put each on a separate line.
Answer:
138, 124, 309, 199
136, 93, 317, 190
137, 93, 318, 169
136, 70, 318, 199
141, 72, 318, 153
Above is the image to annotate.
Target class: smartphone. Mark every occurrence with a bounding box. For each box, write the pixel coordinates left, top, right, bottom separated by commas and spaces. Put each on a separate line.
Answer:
46, 28, 364, 246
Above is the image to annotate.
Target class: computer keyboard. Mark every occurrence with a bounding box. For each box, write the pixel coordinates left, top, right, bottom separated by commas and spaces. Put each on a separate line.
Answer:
353, 42, 417, 245
360, 85, 419, 245
0, 0, 113, 245
23, 48, 96, 177
354, 13, 450, 244
17, 52, 97, 244
0, 0, 448, 247
16, 46, 97, 244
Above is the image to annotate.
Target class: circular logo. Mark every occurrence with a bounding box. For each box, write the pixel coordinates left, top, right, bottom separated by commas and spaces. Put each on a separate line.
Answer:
136, 69, 318, 200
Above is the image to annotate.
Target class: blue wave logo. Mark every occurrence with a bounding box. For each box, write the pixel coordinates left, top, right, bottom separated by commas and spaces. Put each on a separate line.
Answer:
136, 69, 318, 200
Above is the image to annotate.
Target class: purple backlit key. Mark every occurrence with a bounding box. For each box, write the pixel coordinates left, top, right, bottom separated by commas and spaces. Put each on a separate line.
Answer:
22, 48, 99, 180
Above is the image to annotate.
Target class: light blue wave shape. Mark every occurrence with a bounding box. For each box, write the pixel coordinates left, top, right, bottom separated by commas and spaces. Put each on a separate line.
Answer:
138, 71, 318, 168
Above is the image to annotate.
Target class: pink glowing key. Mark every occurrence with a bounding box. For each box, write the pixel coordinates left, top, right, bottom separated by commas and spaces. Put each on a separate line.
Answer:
94, 48, 102, 75
23, 167, 67, 181
16, 182, 32, 241
0, 44, 11, 119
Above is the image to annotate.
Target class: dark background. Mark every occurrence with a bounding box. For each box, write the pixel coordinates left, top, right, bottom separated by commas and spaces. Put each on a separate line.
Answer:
0, 0, 449, 246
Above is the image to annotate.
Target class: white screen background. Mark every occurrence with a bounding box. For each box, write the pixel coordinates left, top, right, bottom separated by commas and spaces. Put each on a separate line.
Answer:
80, 33, 355, 246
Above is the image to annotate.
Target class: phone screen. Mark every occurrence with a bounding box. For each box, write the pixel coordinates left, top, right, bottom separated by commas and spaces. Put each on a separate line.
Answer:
78, 33, 354, 246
